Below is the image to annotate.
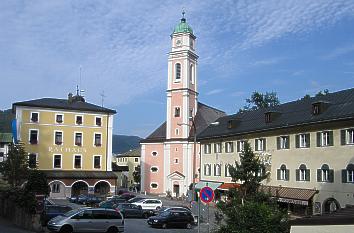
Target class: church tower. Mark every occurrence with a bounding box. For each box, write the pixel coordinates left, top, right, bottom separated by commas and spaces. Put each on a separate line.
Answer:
166, 13, 198, 140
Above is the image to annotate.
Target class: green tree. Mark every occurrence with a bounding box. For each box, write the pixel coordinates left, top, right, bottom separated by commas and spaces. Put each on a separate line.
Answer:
215, 141, 289, 233
133, 165, 141, 184
25, 170, 50, 195
0, 142, 30, 187
240, 91, 280, 112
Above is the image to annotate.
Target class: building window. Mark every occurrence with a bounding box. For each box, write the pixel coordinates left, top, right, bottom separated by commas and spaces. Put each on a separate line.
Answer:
214, 164, 221, 176
28, 153, 37, 168
237, 140, 245, 152
55, 131, 63, 145
150, 167, 158, 173
76, 115, 83, 125
277, 136, 289, 149
318, 131, 333, 147
134, 158, 139, 163
189, 64, 194, 84
225, 164, 231, 177
75, 133, 82, 146
255, 138, 266, 151
151, 183, 158, 189
317, 164, 334, 182
52, 183, 60, 193
204, 164, 211, 176
74, 155, 82, 169
53, 155, 61, 169
341, 129, 354, 145
174, 107, 181, 117
175, 63, 181, 81
225, 142, 234, 153
56, 114, 63, 123
151, 151, 158, 156
342, 164, 354, 183
174, 158, 179, 164
277, 164, 289, 181
296, 133, 310, 148
94, 133, 102, 146
175, 128, 179, 135
214, 143, 222, 153
29, 130, 38, 144
312, 103, 321, 115
30, 112, 39, 123
95, 117, 102, 126
265, 113, 271, 123
296, 164, 309, 181
0, 143, 4, 148
94, 155, 101, 169
204, 144, 211, 154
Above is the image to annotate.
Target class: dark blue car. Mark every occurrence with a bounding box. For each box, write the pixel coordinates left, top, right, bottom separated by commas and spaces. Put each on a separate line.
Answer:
40, 205, 72, 226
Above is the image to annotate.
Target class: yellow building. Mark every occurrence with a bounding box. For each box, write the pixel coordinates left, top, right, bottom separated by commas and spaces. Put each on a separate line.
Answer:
112, 149, 140, 189
198, 88, 354, 215
12, 93, 116, 198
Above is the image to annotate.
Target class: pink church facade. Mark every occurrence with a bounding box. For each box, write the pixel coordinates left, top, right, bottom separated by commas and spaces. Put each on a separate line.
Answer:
140, 16, 225, 196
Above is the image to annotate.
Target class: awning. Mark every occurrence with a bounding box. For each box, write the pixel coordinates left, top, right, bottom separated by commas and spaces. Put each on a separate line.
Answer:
218, 183, 241, 190
260, 185, 318, 206
195, 181, 222, 190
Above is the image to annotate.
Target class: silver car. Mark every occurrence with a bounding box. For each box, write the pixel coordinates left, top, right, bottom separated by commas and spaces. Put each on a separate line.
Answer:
47, 208, 124, 233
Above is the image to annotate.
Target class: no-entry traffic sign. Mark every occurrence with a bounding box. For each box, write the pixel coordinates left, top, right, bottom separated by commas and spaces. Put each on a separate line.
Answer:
200, 186, 214, 203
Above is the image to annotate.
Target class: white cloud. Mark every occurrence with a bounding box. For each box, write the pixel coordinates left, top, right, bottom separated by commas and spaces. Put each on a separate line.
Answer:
206, 89, 224, 96
322, 44, 354, 60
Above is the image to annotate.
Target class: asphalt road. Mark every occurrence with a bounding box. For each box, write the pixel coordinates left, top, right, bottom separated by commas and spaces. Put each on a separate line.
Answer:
0, 217, 34, 233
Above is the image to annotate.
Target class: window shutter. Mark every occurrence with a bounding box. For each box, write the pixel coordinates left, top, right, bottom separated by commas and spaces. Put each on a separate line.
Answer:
295, 135, 299, 148
237, 141, 240, 152
306, 169, 311, 181
263, 139, 266, 151
342, 169, 347, 183
341, 130, 346, 145
255, 139, 258, 151
277, 137, 280, 150
286, 136, 290, 149
296, 169, 300, 181
317, 132, 321, 147
306, 133, 311, 147
277, 169, 281, 180
285, 169, 290, 181
329, 169, 334, 183
329, 131, 334, 146
317, 169, 321, 182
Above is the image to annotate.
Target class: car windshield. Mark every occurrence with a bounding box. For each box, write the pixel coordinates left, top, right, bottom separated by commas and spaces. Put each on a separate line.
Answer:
63, 209, 81, 217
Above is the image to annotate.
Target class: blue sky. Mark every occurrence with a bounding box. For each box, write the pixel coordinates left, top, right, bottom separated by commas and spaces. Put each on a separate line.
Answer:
1, 1, 354, 137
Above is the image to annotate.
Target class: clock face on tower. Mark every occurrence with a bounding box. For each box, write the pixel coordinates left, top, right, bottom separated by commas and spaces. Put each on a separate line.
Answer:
176, 38, 182, 46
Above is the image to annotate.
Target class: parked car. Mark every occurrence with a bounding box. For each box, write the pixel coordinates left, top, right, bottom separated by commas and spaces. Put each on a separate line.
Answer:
40, 205, 72, 226
76, 194, 103, 205
127, 196, 146, 203
132, 199, 162, 210
147, 210, 194, 229
98, 199, 126, 209
116, 203, 154, 218
47, 208, 124, 233
158, 206, 197, 223
118, 193, 136, 201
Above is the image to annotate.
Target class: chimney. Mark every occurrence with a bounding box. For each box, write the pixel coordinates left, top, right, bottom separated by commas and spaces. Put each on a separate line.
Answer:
68, 93, 73, 103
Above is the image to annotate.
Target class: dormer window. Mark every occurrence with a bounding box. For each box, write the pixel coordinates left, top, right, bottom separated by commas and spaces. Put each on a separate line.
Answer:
265, 113, 271, 123
227, 119, 239, 129
312, 103, 321, 115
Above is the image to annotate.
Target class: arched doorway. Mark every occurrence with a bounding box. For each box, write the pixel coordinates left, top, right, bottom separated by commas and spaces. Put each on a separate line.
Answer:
49, 180, 66, 198
323, 198, 340, 213
71, 181, 88, 196
94, 181, 110, 196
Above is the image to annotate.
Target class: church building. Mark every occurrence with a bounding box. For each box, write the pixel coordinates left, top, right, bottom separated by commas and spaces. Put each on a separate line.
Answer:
140, 14, 225, 196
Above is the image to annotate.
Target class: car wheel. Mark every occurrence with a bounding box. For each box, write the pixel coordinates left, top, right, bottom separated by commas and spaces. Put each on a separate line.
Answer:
156, 206, 161, 210
106, 226, 118, 233
59, 225, 73, 233
186, 223, 192, 229
162, 223, 167, 229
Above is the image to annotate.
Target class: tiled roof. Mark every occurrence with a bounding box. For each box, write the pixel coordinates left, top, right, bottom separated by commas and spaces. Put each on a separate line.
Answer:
13, 97, 116, 114
114, 148, 141, 158
0, 133, 12, 143
141, 102, 226, 143
260, 185, 317, 201
198, 88, 354, 140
